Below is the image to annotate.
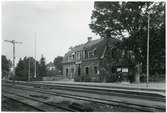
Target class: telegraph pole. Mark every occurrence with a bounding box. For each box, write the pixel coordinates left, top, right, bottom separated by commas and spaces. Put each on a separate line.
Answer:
4, 40, 22, 83
146, 14, 150, 87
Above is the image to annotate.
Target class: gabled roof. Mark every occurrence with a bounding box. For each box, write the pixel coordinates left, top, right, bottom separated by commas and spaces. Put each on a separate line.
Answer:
71, 44, 85, 52
65, 38, 103, 55
64, 44, 84, 57
63, 37, 121, 60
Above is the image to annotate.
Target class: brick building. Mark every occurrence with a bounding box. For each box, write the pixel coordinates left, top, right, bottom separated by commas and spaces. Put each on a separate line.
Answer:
62, 37, 129, 82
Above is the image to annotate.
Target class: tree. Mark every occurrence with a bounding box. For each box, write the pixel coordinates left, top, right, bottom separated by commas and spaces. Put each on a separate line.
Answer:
38, 55, 47, 79
15, 58, 27, 81
53, 56, 63, 74
90, 2, 165, 82
1, 55, 11, 79
46, 62, 57, 76
15, 57, 38, 81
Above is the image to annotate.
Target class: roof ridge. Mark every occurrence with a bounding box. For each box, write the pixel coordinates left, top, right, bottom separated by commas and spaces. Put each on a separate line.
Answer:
70, 38, 102, 50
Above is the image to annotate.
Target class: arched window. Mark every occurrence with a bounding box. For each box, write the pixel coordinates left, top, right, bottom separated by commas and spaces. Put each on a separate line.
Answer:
85, 67, 89, 75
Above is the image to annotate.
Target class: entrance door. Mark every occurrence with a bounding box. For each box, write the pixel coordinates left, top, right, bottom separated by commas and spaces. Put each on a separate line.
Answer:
78, 64, 81, 76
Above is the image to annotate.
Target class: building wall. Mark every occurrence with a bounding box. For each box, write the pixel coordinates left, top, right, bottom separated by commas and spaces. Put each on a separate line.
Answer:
63, 63, 76, 79
43, 75, 64, 81
79, 60, 100, 81
64, 59, 100, 82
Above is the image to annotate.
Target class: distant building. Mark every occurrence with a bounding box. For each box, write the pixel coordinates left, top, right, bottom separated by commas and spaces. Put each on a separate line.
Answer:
62, 37, 129, 82
47, 62, 56, 71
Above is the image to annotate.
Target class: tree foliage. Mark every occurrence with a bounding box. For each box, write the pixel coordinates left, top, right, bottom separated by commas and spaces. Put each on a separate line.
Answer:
1, 55, 11, 78
53, 56, 63, 74
15, 57, 38, 81
15, 58, 27, 81
90, 2, 165, 77
38, 55, 47, 79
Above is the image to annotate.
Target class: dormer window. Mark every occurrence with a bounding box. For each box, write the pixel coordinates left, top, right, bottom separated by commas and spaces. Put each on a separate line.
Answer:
84, 50, 88, 59
88, 48, 96, 58
76, 52, 81, 60
72, 54, 75, 60
88, 51, 94, 58
71, 52, 75, 60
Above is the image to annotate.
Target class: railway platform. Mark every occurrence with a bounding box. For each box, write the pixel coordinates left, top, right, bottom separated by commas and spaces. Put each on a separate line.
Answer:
39, 80, 166, 96
40, 80, 165, 89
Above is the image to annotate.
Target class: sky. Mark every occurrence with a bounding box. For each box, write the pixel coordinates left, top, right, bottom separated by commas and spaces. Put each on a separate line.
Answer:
2, 0, 99, 63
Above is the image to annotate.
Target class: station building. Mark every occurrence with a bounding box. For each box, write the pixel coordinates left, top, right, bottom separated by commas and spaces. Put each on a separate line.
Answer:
62, 37, 130, 82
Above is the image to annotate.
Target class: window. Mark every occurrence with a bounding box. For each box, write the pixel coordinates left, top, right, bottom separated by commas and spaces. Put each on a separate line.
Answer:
66, 68, 68, 76
88, 51, 94, 58
85, 67, 89, 75
88, 48, 96, 58
72, 54, 75, 60
76, 52, 81, 60
84, 50, 88, 59
71, 52, 75, 60
94, 66, 97, 74
94, 49, 97, 56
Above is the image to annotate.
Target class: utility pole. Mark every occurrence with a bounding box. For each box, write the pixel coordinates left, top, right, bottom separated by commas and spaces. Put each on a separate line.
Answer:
4, 40, 22, 83
146, 14, 150, 87
34, 33, 37, 78
146, 2, 155, 87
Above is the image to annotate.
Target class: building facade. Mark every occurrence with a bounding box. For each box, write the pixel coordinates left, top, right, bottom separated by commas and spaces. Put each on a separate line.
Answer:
62, 37, 129, 82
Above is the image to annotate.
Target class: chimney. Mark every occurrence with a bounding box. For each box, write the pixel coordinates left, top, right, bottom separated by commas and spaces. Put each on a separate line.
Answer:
88, 37, 92, 42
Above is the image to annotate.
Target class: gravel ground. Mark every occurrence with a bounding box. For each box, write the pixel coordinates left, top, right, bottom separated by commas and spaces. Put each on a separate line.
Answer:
2, 95, 139, 112
2, 97, 39, 111
81, 102, 139, 112
46, 96, 139, 112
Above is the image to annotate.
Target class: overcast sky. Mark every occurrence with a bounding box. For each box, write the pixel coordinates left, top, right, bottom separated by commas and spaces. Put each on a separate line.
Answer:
2, 1, 99, 63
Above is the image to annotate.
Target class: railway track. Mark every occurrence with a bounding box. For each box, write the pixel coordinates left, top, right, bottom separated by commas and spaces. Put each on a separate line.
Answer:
2, 94, 49, 112
2, 87, 78, 112
39, 83, 165, 102
2, 81, 166, 112
4, 80, 165, 102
